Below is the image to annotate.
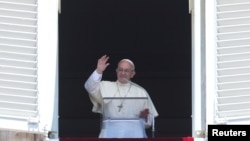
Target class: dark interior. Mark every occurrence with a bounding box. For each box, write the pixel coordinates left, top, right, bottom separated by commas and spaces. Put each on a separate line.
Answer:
59, 0, 192, 138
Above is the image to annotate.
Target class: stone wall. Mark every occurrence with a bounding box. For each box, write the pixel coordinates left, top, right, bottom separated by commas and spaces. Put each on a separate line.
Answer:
0, 130, 45, 141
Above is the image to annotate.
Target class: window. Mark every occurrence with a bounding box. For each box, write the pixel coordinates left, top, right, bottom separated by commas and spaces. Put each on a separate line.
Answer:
191, 0, 250, 138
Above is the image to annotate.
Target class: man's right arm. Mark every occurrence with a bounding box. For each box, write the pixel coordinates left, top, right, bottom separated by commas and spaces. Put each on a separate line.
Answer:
84, 70, 102, 94
84, 70, 104, 113
85, 55, 109, 94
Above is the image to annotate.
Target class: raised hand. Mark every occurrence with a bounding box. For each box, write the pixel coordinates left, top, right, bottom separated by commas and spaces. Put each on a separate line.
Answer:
96, 55, 110, 74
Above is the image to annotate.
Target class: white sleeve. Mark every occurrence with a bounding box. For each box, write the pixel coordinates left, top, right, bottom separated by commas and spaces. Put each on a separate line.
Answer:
84, 70, 102, 94
84, 70, 104, 113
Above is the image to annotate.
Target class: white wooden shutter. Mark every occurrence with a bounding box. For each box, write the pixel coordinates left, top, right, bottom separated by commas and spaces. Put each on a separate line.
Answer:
215, 0, 250, 123
0, 0, 38, 122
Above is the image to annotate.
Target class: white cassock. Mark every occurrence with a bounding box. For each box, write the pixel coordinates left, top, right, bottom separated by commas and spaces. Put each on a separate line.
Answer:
84, 70, 159, 138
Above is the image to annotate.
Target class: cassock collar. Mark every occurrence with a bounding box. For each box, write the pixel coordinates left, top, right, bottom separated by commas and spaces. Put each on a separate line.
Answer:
116, 80, 131, 87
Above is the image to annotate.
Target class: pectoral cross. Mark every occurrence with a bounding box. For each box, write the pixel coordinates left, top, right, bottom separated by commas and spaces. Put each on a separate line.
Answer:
117, 104, 123, 112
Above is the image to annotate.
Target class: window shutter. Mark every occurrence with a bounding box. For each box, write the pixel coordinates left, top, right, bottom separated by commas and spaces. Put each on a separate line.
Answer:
215, 0, 250, 123
0, 0, 38, 121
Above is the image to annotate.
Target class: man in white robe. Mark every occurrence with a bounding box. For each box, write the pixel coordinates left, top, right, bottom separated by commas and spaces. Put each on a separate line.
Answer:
84, 55, 159, 138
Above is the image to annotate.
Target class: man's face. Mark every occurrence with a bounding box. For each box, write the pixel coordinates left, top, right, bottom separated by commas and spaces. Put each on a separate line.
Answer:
116, 61, 135, 84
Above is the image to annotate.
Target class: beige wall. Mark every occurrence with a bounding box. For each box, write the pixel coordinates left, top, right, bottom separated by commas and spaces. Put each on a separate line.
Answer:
0, 130, 44, 141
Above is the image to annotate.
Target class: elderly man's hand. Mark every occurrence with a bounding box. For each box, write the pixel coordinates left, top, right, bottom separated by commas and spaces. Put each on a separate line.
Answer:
96, 55, 110, 74
139, 108, 149, 121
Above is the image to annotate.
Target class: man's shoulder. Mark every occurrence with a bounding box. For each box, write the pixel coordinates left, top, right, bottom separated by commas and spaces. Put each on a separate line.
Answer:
131, 82, 146, 91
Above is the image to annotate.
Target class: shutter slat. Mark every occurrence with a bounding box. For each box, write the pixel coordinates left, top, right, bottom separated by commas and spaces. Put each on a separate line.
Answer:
0, 1, 37, 11
0, 38, 36, 46
0, 23, 37, 33
217, 52, 250, 61
0, 30, 37, 40
217, 59, 250, 68
218, 110, 250, 119
0, 73, 37, 82
218, 102, 250, 111
218, 25, 250, 33
217, 3, 250, 12
0, 101, 37, 110
218, 67, 250, 75
217, 81, 250, 90
0, 80, 37, 90
218, 73, 250, 82
0, 59, 37, 68
218, 10, 250, 19
0, 108, 37, 118
0, 51, 37, 61
0, 87, 37, 97
0, 93, 37, 103
0, 44, 37, 53
217, 45, 250, 54
218, 31, 250, 40
0, 9, 37, 19
218, 88, 250, 97
0, 65, 37, 75
217, 38, 250, 47
218, 95, 250, 103
218, 0, 250, 5
217, 17, 250, 26
0, 16, 37, 25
